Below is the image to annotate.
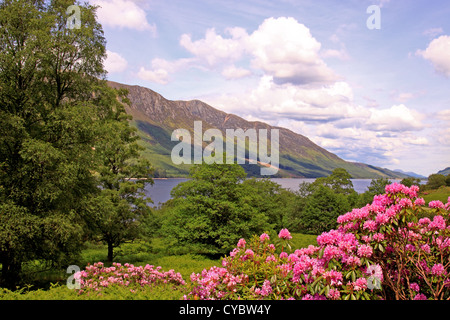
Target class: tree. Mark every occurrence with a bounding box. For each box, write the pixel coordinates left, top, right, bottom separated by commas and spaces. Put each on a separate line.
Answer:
298, 185, 351, 234
241, 178, 296, 232
162, 163, 274, 257
83, 88, 154, 262
358, 178, 392, 207
0, 0, 141, 288
426, 174, 446, 190
311, 168, 355, 195
400, 177, 421, 188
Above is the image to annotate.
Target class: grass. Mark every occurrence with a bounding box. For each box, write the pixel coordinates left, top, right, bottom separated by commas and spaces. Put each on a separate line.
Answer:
1, 233, 317, 300
420, 186, 450, 204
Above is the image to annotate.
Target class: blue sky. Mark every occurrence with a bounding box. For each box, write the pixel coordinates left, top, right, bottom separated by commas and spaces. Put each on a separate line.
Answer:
89, 0, 450, 176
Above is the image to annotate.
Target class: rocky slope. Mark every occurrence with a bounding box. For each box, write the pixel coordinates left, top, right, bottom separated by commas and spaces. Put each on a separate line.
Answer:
108, 80, 409, 179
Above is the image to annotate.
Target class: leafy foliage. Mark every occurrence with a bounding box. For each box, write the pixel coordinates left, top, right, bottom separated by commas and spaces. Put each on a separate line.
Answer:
0, 0, 153, 287
162, 163, 282, 256
186, 183, 450, 300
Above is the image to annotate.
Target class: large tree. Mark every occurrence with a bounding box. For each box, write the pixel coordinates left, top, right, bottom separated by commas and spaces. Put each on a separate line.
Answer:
83, 89, 154, 262
0, 0, 152, 288
163, 163, 274, 257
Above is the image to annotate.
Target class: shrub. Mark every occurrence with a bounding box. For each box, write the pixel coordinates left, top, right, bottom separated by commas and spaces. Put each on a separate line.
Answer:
185, 183, 450, 300
74, 262, 186, 297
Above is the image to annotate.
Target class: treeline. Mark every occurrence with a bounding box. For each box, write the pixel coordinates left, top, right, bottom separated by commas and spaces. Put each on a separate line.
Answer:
151, 165, 396, 258
401, 173, 450, 191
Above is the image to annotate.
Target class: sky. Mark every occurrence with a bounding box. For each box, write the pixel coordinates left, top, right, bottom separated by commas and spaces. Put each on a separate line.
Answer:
88, 0, 450, 177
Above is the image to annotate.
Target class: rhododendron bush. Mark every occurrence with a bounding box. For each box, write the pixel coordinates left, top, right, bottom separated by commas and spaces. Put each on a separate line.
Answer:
186, 183, 450, 300
75, 262, 186, 296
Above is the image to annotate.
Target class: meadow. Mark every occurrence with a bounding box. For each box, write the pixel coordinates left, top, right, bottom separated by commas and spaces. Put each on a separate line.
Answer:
0, 233, 318, 300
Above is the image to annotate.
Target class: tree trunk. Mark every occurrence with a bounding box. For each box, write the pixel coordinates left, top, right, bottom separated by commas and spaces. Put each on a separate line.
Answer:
107, 241, 114, 263
1, 259, 22, 290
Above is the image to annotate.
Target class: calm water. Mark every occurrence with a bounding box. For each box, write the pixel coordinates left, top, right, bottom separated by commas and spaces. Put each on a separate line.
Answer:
144, 178, 400, 207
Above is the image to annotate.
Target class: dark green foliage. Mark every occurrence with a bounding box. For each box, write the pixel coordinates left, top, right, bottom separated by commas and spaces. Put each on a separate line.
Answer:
426, 174, 446, 190
286, 169, 361, 234
298, 185, 351, 234
83, 88, 154, 262
0, 0, 107, 288
162, 163, 278, 256
0, 0, 153, 287
310, 168, 355, 195
400, 177, 421, 188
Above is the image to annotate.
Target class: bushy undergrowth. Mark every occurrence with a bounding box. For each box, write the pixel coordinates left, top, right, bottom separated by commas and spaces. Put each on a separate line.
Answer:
186, 183, 450, 300
2, 183, 449, 300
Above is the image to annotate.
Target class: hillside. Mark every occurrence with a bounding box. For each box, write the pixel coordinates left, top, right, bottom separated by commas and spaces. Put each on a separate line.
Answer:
437, 167, 450, 176
108, 81, 409, 179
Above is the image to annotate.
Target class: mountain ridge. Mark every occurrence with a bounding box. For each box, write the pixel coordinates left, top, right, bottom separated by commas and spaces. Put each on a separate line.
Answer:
107, 80, 409, 179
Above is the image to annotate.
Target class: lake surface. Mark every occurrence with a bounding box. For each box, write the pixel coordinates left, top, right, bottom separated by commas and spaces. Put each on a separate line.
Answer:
144, 178, 401, 207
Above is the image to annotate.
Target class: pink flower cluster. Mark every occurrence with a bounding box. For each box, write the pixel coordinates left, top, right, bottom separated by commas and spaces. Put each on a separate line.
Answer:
185, 266, 248, 300
75, 262, 186, 294
186, 183, 450, 300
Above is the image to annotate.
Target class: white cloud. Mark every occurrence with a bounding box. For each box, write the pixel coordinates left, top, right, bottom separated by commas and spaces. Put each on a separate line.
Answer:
221, 65, 252, 79
437, 109, 450, 121
416, 35, 450, 77
247, 17, 338, 85
180, 27, 247, 67
366, 104, 425, 132
91, 0, 156, 34
147, 17, 338, 85
137, 67, 169, 84
136, 57, 194, 84
104, 50, 128, 73
200, 74, 428, 169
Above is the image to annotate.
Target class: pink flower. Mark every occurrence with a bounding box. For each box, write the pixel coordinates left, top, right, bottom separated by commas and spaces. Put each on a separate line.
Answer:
260, 280, 272, 296
353, 277, 367, 291
240, 249, 254, 261
399, 198, 413, 208
410, 283, 420, 292
327, 288, 341, 300
375, 213, 389, 225
385, 182, 406, 195
357, 245, 373, 258
343, 255, 361, 267
259, 233, 270, 242
429, 215, 446, 230
431, 263, 446, 277
323, 270, 343, 286
373, 233, 384, 242
414, 198, 425, 206
414, 293, 427, 300
237, 238, 246, 248
420, 244, 430, 254
363, 220, 377, 232
429, 200, 445, 209
278, 228, 292, 240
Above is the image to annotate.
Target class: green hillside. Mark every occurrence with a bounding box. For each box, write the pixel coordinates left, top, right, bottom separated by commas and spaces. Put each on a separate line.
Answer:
109, 81, 409, 179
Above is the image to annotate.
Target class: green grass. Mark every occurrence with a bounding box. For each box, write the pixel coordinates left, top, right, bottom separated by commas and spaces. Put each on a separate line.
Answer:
1, 233, 317, 300
420, 186, 450, 204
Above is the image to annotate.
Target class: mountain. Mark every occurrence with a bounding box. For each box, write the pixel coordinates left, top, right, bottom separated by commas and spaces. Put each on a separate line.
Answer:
107, 80, 409, 179
437, 167, 450, 176
393, 169, 427, 179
